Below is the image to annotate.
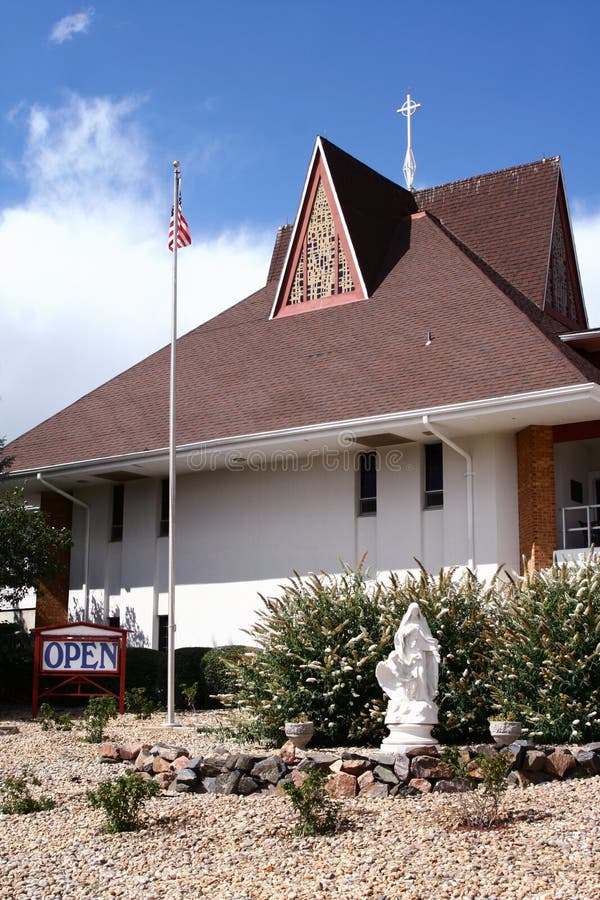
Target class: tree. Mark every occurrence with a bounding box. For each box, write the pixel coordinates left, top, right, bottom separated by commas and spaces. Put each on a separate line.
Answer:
0, 439, 71, 607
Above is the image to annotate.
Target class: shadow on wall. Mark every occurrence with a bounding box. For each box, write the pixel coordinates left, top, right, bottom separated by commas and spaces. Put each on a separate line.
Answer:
69, 595, 148, 647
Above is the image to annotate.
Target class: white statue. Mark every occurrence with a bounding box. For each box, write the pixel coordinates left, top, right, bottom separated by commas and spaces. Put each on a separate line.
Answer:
376, 602, 441, 751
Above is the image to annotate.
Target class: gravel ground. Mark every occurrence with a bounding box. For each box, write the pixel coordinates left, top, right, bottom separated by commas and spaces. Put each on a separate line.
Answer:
1, 708, 599, 899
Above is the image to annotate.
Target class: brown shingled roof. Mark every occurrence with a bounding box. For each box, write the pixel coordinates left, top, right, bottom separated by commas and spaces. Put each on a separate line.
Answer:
7, 197, 599, 473
414, 158, 560, 309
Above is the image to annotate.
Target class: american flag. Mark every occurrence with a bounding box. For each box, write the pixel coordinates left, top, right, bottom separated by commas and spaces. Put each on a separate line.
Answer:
168, 196, 192, 251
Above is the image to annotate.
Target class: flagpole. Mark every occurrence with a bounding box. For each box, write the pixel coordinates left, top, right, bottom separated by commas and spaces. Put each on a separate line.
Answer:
165, 160, 180, 727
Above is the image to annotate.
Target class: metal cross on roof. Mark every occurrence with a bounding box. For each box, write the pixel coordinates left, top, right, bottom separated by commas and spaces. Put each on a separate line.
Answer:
397, 93, 421, 191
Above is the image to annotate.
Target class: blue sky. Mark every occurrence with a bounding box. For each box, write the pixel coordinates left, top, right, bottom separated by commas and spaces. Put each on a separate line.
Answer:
2, 1, 600, 441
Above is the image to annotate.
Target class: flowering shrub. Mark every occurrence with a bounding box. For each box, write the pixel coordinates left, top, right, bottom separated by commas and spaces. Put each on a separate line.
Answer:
488, 554, 600, 743
233, 566, 397, 745
232, 557, 600, 747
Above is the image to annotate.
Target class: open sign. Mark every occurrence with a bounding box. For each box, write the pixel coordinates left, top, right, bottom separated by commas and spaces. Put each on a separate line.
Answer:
42, 640, 119, 672
32, 622, 127, 717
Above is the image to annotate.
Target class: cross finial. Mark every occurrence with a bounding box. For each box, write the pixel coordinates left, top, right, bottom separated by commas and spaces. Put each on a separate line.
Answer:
397, 93, 421, 191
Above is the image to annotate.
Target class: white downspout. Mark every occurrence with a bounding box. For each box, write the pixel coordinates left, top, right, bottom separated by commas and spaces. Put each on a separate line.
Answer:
36, 473, 90, 620
422, 415, 475, 570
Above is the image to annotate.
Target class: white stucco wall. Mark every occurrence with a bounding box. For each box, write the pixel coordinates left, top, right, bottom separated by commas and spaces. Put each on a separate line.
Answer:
66, 433, 520, 648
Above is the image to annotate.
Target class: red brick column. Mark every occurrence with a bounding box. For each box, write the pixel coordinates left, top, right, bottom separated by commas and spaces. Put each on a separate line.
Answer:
36, 493, 72, 626
516, 426, 556, 573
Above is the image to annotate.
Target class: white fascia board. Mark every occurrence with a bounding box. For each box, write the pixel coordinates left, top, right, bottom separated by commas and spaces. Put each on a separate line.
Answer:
559, 329, 600, 343
268, 138, 321, 320
13, 382, 600, 480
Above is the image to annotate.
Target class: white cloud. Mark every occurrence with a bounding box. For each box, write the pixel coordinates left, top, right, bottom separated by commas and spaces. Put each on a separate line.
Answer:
49, 8, 94, 44
0, 95, 272, 443
573, 212, 600, 327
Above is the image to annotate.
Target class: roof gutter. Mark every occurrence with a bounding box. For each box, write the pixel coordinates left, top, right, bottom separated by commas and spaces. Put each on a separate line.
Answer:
422, 415, 475, 570
37, 473, 90, 621
10, 382, 600, 481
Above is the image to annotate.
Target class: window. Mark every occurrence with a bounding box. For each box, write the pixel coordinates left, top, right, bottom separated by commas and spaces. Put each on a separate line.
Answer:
159, 479, 169, 537
424, 443, 443, 508
358, 451, 377, 515
107, 615, 120, 628
158, 614, 168, 653
110, 485, 124, 541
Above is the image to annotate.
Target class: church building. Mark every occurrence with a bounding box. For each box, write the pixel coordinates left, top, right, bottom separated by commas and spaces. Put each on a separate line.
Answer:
5, 135, 600, 647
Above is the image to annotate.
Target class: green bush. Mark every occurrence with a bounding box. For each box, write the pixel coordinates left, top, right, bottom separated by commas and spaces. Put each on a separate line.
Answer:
38, 702, 73, 731
83, 696, 118, 743
125, 648, 167, 707
86, 772, 160, 832
231, 567, 397, 745
124, 687, 156, 719
487, 555, 600, 743
201, 645, 249, 708
175, 647, 208, 708
0, 623, 33, 703
282, 767, 341, 836
0, 768, 55, 815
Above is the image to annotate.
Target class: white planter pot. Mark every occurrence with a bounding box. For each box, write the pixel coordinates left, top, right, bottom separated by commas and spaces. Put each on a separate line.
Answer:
489, 720, 522, 746
284, 721, 315, 750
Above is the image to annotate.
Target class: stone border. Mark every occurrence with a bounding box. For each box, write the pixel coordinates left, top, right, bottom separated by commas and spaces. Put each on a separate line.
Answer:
98, 738, 600, 798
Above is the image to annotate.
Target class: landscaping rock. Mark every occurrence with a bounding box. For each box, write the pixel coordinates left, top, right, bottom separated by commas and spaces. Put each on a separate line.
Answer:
524, 749, 548, 772
176, 768, 199, 788
279, 741, 297, 764
98, 742, 120, 760
408, 777, 432, 794
410, 756, 453, 779
118, 741, 144, 761
215, 771, 242, 795
365, 751, 396, 766
187, 755, 204, 771
359, 781, 389, 798
393, 753, 410, 783
305, 752, 338, 769
575, 749, 600, 775
152, 755, 172, 774
251, 755, 287, 784
545, 749, 576, 779
357, 770, 375, 791
154, 771, 175, 790
234, 754, 255, 773
373, 764, 399, 785
340, 758, 370, 777
405, 745, 438, 758
237, 776, 260, 796
291, 769, 310, 788
433, 779, 471, 794
133, 748, 154, 773
155, 745, 189, 762
326, 772, 357, 799
171, 755, 191, 771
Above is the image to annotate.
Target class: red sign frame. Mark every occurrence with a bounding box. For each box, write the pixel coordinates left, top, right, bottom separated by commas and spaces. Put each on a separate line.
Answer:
32, 622, 128, 717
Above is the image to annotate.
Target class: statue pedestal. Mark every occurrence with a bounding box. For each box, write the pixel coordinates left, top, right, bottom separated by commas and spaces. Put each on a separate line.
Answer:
380, 722, 440, 753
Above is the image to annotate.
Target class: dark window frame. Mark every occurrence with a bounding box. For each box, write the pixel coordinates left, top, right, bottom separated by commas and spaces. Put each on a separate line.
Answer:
424, 443, 444, 509
158, 614, 168, 653
110, 484, 124, 542
159, 479, 169, 537
358, 451, 377, 516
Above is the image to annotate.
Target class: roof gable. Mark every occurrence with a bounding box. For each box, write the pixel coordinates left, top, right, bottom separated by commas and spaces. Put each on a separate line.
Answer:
542, 173, 588, 329
271, 137, 367, 317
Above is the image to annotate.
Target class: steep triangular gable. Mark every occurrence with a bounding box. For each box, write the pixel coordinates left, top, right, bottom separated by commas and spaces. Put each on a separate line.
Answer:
270, 137, 367, 318
543, 172, 588, 330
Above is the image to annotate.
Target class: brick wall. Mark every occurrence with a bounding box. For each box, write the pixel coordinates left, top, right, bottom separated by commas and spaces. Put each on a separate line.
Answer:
516, 425, 556, 572
36, 492, 72, 626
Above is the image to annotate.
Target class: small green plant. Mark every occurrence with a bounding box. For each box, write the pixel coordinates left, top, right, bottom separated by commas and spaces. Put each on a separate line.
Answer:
83, 695, 118, 743
180, 681, 198, 712
86, 772, 160, 832
441, 750, 512, 829
124, 687, 156, 719
0, 768, 55, 815
39, 702, 73, 731
282, 767, 341, 836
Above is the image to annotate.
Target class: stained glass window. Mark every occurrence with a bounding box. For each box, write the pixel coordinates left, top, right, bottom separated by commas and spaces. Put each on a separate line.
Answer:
286, 179, 355, 306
